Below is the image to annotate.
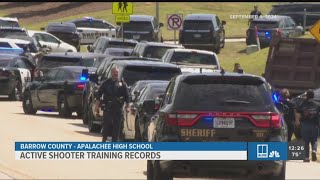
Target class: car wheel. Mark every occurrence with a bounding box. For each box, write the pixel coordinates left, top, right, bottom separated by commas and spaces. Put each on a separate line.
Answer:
82, 99, 89, 124
153, 161, 173, 180
58, 94, 72, 118
88, 101, 102, 133
22, 92, 37, 115
147, 160, 153, 180
9, 80, 22, 101
134, 117, 142, 142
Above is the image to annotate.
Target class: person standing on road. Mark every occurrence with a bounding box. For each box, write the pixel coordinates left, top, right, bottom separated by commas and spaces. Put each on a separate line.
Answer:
233, 63, 244, 73
95, 66, 130, 142
295, 89, 320, 162
278, 89, 296, 142
248, 5, 262, 25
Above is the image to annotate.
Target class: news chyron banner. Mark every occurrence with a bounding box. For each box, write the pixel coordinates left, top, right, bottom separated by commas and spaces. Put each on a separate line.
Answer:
15, 142, 300, 161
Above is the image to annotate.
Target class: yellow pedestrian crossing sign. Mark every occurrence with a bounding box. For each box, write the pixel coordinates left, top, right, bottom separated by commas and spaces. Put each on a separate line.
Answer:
309, 20, 320, 43
112, 2, 133, 15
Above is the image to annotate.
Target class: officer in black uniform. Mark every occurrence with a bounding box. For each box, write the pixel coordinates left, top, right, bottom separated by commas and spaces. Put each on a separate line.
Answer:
278, 88, 296, 142
295, 89, 320, 162
248, 5, 262, 25
95, 66, 130, 142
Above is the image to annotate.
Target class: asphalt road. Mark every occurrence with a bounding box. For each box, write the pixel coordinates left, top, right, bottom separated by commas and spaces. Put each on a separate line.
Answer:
0, 98, 319, 179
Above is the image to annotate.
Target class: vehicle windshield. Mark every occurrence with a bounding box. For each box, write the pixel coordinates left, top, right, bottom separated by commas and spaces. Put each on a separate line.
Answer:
170, 52, 217, 65
106, 41, 137, 49
16, 43, 38, 53
74, 21, 110, 29
105, 49, 133, 56
0, 59, 10, 67
0, 30, 27, 38
143, 46, 176, 59
0, 20, 11, 27
39, 57, 81, 68
122, 66, 181, 86
175, 78, 274, 112
6, 21, 20, 27
183, 20, 213, 30
81, 58, 97, 67
123, 21, 153, 31
250, 21, 279, 29
47, 25, 76, 33
92, 57, 106, 68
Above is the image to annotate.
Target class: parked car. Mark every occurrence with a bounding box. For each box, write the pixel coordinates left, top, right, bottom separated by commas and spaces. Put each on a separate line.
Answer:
161, 48, 221, 73
85, 60, 181, 133
87, 37, 138, 53
0, 17, 20, 27
34, 52, 107, 80
43, 22, 81, 51
118, 15, 164, 42
0, 27, 28, 38
179, 14, 226, 54
125, 81, 169, 141
0, 54, 35, 101
68, 17, 117, 45
246, 16, 303, 47
147, 72, 287, 180
129, 80, 169, 102
104, 48, 133, 56
268, 3, 320, 29
22, 66, 96, 117
28, 30, 77, 53
131, 42, 183, 60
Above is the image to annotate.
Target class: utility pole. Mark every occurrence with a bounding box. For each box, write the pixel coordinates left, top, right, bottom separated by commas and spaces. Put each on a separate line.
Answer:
156, 2, 159, 27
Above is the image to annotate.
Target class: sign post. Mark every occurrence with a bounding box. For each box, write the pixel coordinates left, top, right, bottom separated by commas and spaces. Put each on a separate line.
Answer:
309, 19, 320, 43
112, 2, 133, 42
167, 14, 183, 44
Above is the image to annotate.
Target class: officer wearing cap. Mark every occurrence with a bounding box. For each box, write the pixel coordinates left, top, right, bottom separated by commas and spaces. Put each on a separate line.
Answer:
295, 89, 320, 162
95, 66, 130, 142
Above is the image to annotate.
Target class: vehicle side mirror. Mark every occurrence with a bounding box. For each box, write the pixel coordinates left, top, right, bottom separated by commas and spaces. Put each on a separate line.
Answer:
89, 73, 98, 84
222, 20, 226, 26
143, 100, 156, 113
40, 27, 45, 31
87, 45, 92, 52
159, 22, 164, 28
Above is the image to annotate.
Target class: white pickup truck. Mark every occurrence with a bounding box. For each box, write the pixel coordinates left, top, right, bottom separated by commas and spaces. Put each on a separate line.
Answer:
68, 17, 118, 45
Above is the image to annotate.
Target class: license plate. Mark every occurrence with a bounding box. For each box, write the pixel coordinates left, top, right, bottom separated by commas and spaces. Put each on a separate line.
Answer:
133, 35, 140, 39
193, 34, 201, 38
213, 117, 235, 128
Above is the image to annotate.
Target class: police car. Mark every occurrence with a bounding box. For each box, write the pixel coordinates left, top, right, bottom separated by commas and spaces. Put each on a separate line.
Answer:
147, 72, 287, 180
68, 17, 117, 45
0, 17, 20, 27
0, 53, 35, 101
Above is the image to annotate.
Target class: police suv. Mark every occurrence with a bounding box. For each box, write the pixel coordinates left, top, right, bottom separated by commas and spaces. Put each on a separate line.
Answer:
68, 17, 117, 45
147, 72, 287, 180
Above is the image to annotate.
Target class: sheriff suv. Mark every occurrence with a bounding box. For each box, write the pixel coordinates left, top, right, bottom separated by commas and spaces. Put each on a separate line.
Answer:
179, 14, 226, 54
147, 72, 287, 180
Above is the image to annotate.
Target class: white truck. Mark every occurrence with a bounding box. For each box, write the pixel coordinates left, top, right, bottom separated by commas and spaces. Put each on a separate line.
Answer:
68, 17, 118, 45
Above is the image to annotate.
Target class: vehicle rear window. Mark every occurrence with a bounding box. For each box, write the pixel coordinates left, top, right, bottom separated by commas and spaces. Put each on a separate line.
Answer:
146, 87, 166, 99
123, 21, 153, 31
0, 30, 27, 38
6, 21, 20, 27
175, 77, 274, 112
39, 57, 81, 68
47, 25, 76, 33
143, 46, 176, 59
15, 43, 38, 53
0, 42, 12, 48
170, 52, 217, 65
183, 20, 213, 30
0, 59, 10, 67
81, 58, 96, 67
250, 21, 279, 29
74, 21, 109, 29
107, 41, 137, 49
122, 66, 181, 86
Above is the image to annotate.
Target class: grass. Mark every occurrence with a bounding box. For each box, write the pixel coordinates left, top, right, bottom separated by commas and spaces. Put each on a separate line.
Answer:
21, 2, 276, 40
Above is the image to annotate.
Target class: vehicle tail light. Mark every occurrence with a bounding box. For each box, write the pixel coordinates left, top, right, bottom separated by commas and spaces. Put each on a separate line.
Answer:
165, 113, 198, 127
76, 83, 85, 90
0, 69, 10, 77
251, 114, 281, 128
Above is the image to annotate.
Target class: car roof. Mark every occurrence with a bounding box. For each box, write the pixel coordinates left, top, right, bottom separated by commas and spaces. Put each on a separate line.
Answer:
0, 38, 30, 44
185, 14, 217, 21
177, 72, 265, 82
45, 52, 107, 59
47, 22, 76, 28
106, 48, 133, 51
139, 41, 183, 47
129, 15, 154, 21
58, 66, 96, 72
111, 60, 180, 68
0, 27, 25, 30
69, 17, 105, 22
0, 17, 18, 22
96, 37, 138, 43
169, 48, 215, 55
146, 82, 169, 88
252, 16, 290, 22
135, 80, 169, 85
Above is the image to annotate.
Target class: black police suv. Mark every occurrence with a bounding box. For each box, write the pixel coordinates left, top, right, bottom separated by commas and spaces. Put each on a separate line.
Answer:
179, 14, 226, 54
268, 3, 320, 29
85, 60, 181, 133
87, 37, 138, 53
104, 48, 133, 57
119, 15, 164, 42
22, 66, 96, 117
44, 22, 81, 51
125, 81, 169, 141
246, 16, 303, 47
34, 52, 107, 80
131, 42, 183, 60
0, 27, 28, 38
147, 72, 287, 180
0, 54, 35, 101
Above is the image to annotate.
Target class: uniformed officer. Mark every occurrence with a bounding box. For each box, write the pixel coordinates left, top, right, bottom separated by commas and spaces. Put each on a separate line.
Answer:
95, 66, 130, 142
248, 5, 262, 25
278, 89, 295, 142
295, 89, 320, 162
